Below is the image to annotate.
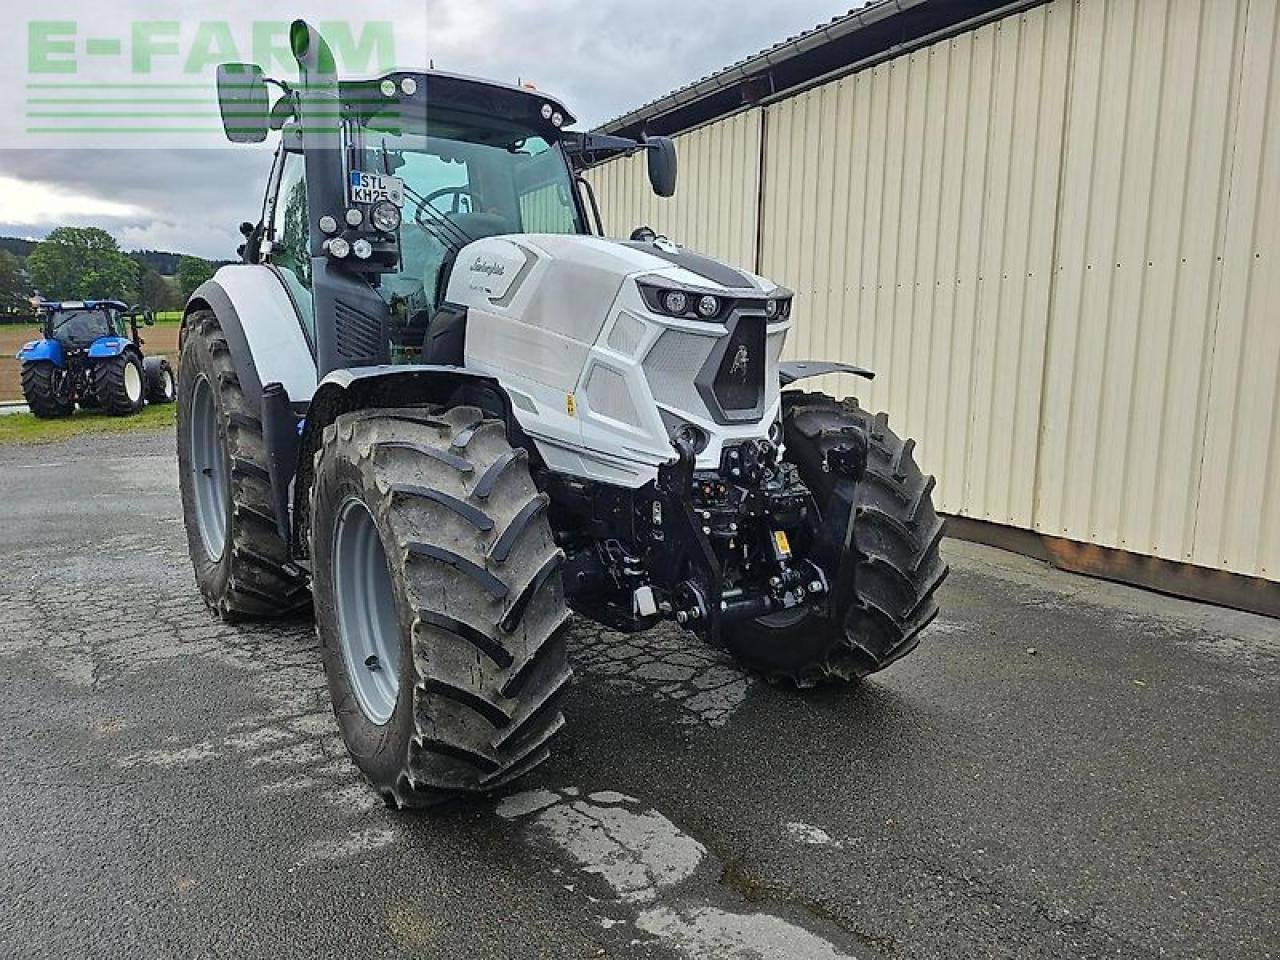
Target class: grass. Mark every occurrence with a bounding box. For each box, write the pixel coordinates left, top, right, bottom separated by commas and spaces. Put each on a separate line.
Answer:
0, 403, 175, 445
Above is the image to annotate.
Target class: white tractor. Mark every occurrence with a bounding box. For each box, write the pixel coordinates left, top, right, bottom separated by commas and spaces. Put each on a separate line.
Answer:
177, 21, 948, 807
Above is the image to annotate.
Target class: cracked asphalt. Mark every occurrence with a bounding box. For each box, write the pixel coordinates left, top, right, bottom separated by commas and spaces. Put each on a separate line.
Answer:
1, 430, 1277, 959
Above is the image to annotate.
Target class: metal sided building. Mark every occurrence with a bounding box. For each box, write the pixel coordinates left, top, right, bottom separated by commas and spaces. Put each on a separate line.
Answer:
584, 0, 1280, 616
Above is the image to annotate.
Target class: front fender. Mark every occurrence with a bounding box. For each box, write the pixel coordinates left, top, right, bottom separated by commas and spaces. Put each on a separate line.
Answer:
779, 360, 875, 387
87, 336, 134, 359
16, 338, 63, 366
291, 365, 520, 561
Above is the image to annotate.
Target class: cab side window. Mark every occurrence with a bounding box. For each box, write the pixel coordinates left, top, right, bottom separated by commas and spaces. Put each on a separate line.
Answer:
270, 152, 315, 340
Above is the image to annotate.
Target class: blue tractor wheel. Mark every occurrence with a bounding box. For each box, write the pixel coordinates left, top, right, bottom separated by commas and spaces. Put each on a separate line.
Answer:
19, 361, 75, 419
91, 352, 146, 416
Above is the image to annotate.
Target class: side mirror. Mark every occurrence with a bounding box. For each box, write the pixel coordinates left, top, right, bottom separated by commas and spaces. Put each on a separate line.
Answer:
645, 136, 678, 198
217, 63, 270, 144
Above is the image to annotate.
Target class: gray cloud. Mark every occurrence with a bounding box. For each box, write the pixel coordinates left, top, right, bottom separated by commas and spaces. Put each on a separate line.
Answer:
0, 1, 851, 260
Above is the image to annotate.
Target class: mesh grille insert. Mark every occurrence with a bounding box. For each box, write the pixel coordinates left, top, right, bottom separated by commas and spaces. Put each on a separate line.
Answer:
643, 330, 715, 419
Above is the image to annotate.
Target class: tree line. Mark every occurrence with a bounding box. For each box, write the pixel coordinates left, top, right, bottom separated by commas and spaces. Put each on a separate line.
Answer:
0, 228, 222, 316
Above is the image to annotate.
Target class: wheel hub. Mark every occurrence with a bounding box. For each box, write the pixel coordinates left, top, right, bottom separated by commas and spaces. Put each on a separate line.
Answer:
188, 375, 229, 560
124, 362, 142, 404
332, 496, 402, 725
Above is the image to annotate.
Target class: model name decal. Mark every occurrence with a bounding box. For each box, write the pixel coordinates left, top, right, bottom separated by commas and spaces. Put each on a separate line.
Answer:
470, 257, 507, 278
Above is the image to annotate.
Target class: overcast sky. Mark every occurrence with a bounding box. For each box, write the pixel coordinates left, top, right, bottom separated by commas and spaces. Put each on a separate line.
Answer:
0, 0, 852, 261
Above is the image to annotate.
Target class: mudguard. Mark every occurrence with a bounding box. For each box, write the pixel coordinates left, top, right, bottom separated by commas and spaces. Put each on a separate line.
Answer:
16, 339, 63, 366
185, 264, 318, 418
87, 336, 134, 359
779, 360, 875, 387
290, 365, 518, 561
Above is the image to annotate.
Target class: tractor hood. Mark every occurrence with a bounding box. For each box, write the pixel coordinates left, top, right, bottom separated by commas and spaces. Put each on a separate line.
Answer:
445, 232, 794, 490
445, 233, 785, 307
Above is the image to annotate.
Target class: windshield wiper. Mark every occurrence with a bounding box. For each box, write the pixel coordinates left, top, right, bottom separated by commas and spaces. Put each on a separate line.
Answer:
405, 184, 478, 252
379, 138, 477, 252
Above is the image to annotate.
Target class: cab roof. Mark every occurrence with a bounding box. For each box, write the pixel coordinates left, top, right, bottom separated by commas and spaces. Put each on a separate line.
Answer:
37, 300, 128, 312
340, 70, 576, 137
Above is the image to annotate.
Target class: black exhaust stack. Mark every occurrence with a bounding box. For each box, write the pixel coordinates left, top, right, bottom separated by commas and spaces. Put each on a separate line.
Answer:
291, 20, 390, 378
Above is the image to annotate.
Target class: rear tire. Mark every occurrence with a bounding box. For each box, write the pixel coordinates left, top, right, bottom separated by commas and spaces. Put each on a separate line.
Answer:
92, 352, 146, 416
144, 356, 175, 404
20, 362, 74, 419
176, 309, 309, 620
310, 406, 572, 808
723, 392, 948, 687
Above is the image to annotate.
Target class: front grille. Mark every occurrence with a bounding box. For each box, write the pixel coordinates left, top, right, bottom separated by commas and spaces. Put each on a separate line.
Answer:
710, 316, 766, 415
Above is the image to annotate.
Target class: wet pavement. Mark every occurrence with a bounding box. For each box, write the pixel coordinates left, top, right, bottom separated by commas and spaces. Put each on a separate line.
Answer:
0, 430, 1276, 959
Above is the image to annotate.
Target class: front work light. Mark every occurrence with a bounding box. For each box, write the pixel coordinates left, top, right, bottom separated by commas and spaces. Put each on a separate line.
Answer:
371, 201, 401, 233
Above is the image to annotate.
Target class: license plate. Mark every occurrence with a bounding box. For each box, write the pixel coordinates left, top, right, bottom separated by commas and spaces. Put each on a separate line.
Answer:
349, 170, 404, 207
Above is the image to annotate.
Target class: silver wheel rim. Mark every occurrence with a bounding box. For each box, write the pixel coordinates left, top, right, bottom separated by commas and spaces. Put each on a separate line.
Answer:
124, 362, 143, 404
189, 375, 228, 560
332, 496, 402, 725
162, 370, 174, 400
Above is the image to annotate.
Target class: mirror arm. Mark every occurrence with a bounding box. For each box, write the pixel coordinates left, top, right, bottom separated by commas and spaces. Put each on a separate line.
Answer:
575, 176, 605, 236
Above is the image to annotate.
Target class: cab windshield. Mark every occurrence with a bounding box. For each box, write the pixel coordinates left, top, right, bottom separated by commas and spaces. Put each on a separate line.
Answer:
50, 309, 115, 346
362, 110, 584, 323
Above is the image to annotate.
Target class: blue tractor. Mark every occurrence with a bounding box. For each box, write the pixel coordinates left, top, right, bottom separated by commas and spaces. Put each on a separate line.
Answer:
16, 300, 175, 418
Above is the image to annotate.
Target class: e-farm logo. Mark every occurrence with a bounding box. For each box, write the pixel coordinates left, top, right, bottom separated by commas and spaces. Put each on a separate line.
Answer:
24, 19, 397, 138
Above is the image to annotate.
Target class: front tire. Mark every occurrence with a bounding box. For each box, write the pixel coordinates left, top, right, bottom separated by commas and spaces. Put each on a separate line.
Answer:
723, 392, 948, 687
310, 406, 572, 808
92, 352, 146, 416
176, 309, 309, 620
20, 362, 74, 419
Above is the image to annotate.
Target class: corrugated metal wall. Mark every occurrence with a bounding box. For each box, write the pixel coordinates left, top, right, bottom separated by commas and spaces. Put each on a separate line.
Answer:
584, 0, 1280, 582
586, 109, 763, 268
760, 2, 1072, 528
1193, 0, 1280, 581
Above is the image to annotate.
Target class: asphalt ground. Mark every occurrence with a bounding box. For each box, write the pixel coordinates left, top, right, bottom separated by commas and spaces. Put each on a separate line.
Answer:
0, 430, 1276, 960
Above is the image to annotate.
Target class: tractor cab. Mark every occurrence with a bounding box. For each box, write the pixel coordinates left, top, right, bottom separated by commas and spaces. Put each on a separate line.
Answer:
219, 41, 676, 373
42, 301, 128, 350
35, 299, 156, 354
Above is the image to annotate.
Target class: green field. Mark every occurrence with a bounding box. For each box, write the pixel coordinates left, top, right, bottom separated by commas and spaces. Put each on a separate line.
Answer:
0, 403, 175, 445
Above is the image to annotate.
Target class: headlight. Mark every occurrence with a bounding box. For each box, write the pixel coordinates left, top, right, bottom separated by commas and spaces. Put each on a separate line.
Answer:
371, 201, 401, 233
318, 215, 339, 235
640, 282, 735, 320
663, 290, 689, 315
352, 239, 373, 260
327, 237, 351, 259
345, 207, 364, 227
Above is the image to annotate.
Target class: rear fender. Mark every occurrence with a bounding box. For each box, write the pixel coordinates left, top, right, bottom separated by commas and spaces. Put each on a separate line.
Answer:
290, 366, 521, 562
16, 338, 63, 366
87, 336, 134, 359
